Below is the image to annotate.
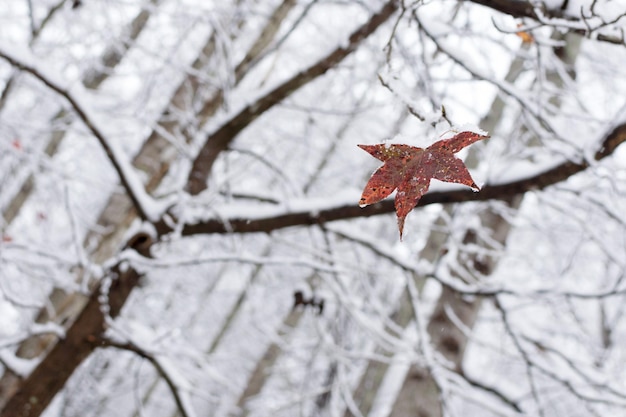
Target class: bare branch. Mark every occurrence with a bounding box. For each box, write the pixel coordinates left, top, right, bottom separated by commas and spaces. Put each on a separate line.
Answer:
94, 338, 196, 417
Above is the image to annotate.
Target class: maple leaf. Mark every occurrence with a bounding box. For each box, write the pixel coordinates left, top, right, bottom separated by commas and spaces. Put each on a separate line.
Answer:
358, 131, 488, 239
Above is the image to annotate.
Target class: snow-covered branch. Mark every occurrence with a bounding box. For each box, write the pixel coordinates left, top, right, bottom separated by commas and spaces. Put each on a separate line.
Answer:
158, 121, 626, 236
495, 296, 626, 410
0, 46, 161, 221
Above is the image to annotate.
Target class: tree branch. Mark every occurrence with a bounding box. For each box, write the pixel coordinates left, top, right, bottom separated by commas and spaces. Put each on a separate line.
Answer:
94, 338, 195, 417
2, 1, 160, 227
0, 47, 154, 221
168, 122, 626, 236
185, 0, 400, 195
467, 0, 541, 20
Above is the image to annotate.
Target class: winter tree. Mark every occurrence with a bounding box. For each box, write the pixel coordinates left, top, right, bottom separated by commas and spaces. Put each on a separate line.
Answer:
1, 1, 626, 416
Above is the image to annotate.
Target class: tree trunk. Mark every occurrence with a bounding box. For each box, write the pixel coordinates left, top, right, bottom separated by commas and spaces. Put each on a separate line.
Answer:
0, 2, 160, 408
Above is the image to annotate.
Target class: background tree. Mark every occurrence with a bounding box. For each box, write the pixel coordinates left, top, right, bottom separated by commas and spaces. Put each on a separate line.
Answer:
1, 1, 626, 417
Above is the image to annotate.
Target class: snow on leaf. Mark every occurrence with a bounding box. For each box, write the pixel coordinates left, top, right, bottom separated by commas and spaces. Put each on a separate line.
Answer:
358, 131, 488, 239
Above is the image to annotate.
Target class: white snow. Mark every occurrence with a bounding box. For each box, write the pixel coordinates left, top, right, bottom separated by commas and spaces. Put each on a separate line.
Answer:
0, 350, 39, 377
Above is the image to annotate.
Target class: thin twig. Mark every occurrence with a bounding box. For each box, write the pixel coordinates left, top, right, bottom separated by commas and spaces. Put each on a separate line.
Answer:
93, 337, 195, 417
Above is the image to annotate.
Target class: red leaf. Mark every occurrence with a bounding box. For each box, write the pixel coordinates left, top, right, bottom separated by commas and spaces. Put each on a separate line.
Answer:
358, 131, 488, 239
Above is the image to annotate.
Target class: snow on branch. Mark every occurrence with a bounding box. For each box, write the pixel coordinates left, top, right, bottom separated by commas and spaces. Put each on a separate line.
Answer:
156, 123, 626, 236
0, 351, 39, 379
159, 121, 626, 236
0, 45, 164, 222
